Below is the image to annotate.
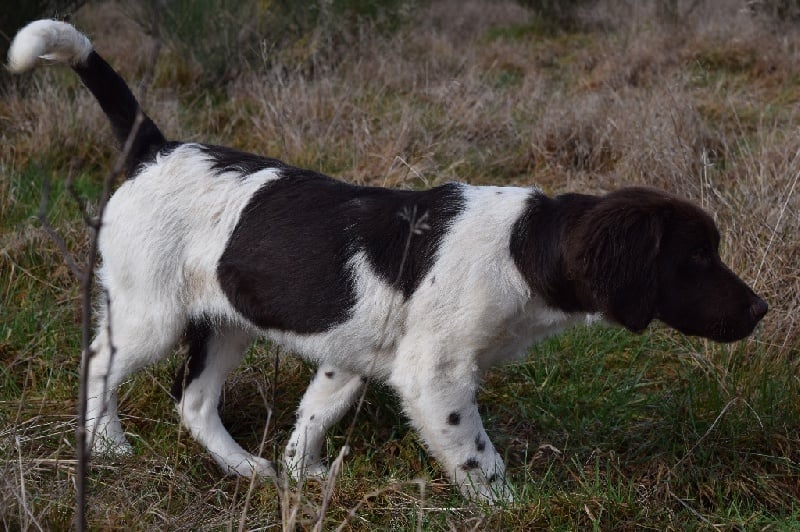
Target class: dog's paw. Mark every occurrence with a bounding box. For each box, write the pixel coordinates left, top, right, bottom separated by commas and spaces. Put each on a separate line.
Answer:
300, 460, 329, 480
284, 445, 329, 480
90, 434, 133, 458
224, 454, 276, 479
455, 454, 514, 505
469, 477, 515, 506
284, 457, 329, 481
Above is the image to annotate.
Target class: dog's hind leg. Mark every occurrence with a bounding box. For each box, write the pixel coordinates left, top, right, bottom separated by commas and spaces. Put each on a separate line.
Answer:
172, 323, 275, 478
284, 365, 365, 479
86, 298, 184, 456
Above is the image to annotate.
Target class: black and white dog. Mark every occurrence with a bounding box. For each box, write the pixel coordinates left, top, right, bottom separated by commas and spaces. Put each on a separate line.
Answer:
9, 20, 767, 502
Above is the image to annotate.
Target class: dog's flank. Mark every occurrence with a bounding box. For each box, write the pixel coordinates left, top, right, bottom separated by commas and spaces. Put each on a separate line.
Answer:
217, 176, 465, 333
9, 19, 768, 503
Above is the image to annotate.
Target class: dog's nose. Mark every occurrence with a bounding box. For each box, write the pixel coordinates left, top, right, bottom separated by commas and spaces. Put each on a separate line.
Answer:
749, 297, 768, 321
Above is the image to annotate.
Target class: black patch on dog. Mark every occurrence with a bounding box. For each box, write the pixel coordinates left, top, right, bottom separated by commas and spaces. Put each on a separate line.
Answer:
447, 412, 461, 426
475, 437, 486, 452
325, 371, 335, 378
510, 191, 599, 314
73, 51, 167, 177
198, 144, 287, 176
170, 319, 213, 403
460, 458, 479, 471
359, 182, 464, 297
218, 170, 463, 333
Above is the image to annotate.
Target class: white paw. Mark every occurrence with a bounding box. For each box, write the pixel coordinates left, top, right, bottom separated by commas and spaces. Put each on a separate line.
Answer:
470, 478, 515, 505
90, 433, 133, 458
224, 454, 276, 479
300, 460, 329, 480
284, 447, 329, 480
456, 457, 514, 504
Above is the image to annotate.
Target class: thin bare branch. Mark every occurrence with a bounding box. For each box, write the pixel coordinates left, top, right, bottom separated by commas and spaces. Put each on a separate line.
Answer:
310, 205, 430, 528
37, 172, 84, 280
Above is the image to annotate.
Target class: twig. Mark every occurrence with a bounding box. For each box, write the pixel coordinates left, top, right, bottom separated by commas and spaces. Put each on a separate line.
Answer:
388, 155, 429, 187
313, 445, 350, 532
271, 346, 281, 434
670, 397, 738, 473
15, 435, 44, 531
72, 109, 149, 531
668, 487, 716, 529
310, 205, 430, 528
64, 171, 99, 230
37, 172, 84, 280
69, 7, 164, 527
334, 479, 427, 532
753, 149, 800, 289
238, 408, 273, 532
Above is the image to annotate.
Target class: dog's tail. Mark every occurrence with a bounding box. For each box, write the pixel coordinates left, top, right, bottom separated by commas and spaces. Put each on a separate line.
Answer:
8, 19, 167, 175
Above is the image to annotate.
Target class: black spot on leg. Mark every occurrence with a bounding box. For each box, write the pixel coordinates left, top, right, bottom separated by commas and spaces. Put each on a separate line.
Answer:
460, 458, 479, 471
286, 448, 296, 458
487, 473, 498, 483
324, 371, 335, 378
447, 412, 461, 425
310, 415, 315, 421
475, 437, 486, 452
360, 375, 368, 383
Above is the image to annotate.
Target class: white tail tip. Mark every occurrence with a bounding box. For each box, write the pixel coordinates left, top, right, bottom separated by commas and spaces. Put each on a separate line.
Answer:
7, 19, 93, 73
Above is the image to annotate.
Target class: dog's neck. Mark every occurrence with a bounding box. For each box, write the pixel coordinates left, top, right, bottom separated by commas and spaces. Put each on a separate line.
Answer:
511, 192, 600, 314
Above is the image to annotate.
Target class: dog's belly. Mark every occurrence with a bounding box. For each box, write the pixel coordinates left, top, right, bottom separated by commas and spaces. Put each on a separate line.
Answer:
258, 251, 407, 378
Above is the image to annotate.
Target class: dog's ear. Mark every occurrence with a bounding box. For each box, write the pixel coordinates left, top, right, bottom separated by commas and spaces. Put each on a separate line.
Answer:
565, 196, 664, 332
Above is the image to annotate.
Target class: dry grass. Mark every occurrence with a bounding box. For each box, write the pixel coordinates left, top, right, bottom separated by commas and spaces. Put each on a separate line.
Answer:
1, 0, 799, 529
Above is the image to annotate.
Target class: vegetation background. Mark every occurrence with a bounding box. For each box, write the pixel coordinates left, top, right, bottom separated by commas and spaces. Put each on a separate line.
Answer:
1, 0, 799, 529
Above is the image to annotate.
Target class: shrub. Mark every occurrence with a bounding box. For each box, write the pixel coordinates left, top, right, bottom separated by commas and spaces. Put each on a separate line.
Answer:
747, 0, 800, 20
132, 0, 417, 88
511, 0, 597, 30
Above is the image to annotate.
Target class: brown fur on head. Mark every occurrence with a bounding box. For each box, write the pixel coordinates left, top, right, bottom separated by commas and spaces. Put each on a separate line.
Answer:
564, 187, 767, 342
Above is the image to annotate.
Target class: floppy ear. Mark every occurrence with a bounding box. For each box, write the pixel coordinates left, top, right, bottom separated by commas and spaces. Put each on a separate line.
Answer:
566, 202, 663, 332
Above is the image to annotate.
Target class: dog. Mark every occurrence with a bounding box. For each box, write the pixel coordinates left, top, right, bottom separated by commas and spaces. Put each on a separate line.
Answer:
9, 20, 767, 502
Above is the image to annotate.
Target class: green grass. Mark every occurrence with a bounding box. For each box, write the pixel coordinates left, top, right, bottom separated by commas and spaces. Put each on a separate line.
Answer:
2, 239, 796, 529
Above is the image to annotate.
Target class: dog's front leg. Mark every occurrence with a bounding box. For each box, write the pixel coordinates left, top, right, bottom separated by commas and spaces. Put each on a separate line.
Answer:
284, 365, 365, 480
389, 349, 513, 503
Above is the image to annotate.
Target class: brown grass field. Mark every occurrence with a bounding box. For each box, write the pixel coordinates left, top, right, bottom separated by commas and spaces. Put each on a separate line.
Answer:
1, 0, 799, 529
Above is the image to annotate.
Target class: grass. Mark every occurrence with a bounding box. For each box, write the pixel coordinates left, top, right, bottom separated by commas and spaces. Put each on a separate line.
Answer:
2, 0, 800, 529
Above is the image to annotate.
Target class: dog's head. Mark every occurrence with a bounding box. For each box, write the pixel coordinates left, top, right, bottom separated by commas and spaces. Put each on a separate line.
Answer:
565, 187, 767, 342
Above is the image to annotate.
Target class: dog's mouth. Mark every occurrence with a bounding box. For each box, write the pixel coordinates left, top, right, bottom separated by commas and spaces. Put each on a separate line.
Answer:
683, 308, 767, 344
704, 321, 760, 343
657, 294, 768, 343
